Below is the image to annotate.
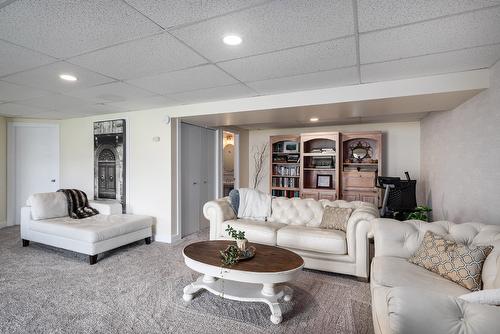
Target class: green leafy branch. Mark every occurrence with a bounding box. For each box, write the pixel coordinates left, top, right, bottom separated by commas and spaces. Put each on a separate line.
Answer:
225, 225, 245, 240
406, 206, 432, 221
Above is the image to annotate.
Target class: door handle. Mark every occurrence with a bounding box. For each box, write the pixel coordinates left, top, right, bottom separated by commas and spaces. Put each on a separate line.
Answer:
193, 182, 198, 185
51, 179, 56, 183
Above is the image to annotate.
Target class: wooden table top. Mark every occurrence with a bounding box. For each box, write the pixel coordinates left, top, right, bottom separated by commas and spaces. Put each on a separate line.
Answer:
183, 240, 304, 273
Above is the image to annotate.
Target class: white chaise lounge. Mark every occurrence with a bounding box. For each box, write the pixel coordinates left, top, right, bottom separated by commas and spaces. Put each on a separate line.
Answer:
21, 192, 153, 265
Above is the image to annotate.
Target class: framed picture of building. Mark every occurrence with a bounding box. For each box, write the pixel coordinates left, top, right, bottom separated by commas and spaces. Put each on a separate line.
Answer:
93, 119, 126, 212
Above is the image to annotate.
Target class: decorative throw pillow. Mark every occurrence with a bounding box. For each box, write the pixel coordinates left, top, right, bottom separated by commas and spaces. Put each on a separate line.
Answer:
320, 207, 353, 232
408, 231, 493, 291
228, 189, 239, 215
459, 289, 500, 305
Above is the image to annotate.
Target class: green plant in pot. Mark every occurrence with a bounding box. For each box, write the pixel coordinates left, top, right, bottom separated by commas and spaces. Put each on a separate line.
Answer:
406, 206, 432, 222
219, 225, 247, 267
225, 225, 247, 251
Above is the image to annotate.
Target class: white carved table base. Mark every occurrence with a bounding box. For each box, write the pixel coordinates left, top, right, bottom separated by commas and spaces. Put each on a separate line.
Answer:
183, 274, 293, 324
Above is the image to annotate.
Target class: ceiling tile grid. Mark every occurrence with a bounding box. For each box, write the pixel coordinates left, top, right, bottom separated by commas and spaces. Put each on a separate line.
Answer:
0, 0, 499, 119
169, 83, 256, 103
247, 66, 360, 95
126, 64, 239, 95
104, 95, 177, 111
357, 0, 500, 32
0, 39, 57, 77
217, 37, 357, 82
68, 33, 207, 80
171, 0, 354, 62
361, 43, 500, 83
124, 0, 269, 29
359, 6, 500, 64
0, 0, 162, 58
65, 82, 156, 104
2, 61, 116, 94
0, 80, 51, 102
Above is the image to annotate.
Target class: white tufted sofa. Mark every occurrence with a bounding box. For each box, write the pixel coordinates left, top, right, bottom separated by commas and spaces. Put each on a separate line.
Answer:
371, 219, 500, 334
203, 196, 379, 279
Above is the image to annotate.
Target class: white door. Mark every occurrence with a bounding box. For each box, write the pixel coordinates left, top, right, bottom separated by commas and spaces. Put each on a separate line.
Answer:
181, 123, 202, 237
200, 128, 217, 230
8, 123, 59, 225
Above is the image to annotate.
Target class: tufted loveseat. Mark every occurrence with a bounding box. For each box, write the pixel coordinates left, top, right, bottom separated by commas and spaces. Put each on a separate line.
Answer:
203, 196, 379, 279
371, 219, 500, 334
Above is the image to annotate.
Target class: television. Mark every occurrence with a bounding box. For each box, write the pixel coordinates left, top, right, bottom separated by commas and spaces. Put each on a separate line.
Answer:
283, 141, 299, 153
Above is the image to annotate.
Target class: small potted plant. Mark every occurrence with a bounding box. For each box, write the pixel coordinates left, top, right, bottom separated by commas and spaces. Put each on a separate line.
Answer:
226, 225, 247, 251
406, 206, 432, 222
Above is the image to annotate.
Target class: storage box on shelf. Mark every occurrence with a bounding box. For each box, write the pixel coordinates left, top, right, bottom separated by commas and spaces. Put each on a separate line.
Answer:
341, 132, 382, 206
270, 135, 301, 198
300, 132, 340, 201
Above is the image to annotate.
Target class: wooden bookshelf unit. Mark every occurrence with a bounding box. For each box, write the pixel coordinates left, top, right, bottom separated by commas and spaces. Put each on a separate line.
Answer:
269, 131, 383, 205
341, 132, 382, 206
270, 135, 301, 198
300, 132, 340, 201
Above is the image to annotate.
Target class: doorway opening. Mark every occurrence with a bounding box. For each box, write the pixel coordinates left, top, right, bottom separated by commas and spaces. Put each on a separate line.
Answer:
222, 131, 238, 196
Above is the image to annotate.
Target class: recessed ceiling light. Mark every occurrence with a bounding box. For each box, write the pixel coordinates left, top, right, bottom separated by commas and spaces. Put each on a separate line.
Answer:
223, 35, 242, 46
59, 74, 77, 81
310, 117, 319, 122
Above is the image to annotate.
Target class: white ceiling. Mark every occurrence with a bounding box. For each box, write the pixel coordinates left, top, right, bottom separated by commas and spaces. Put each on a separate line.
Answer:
0, 0, 499, 119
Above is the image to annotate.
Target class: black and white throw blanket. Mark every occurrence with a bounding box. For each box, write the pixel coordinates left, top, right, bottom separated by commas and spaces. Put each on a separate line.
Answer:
57, 189, 99, 219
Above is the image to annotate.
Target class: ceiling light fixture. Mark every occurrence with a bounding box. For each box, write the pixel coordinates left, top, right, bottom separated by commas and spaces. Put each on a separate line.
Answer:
310, 117, 319, 122
223, 35, 242, 46
59, 74, 77, 81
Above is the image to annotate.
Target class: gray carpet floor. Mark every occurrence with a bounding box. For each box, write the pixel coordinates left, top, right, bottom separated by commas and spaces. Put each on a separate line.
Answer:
0, 226, 373, 334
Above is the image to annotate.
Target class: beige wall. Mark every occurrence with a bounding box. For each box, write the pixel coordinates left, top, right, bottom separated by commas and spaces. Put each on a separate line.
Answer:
59, 110, 174, 240
421, 61, 500, 224
248, 122, 422, 199
0, 116, 6, 227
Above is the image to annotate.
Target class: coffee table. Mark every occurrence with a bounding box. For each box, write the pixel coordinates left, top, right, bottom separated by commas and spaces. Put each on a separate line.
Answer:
182, 240, 304, 324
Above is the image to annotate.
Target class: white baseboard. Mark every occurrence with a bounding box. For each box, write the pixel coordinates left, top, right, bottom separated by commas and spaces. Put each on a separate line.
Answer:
154, 233, 181, 244
0, 221, 7, 229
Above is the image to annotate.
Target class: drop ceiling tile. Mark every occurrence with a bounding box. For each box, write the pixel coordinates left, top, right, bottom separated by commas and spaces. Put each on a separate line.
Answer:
360, 7, 500, 64
17, 93, 92, 111
127, 64, 238, 94
65, 82, 154, 104
0, 40, 57, 77
171, 0, 354, 62
3, 62, 115, 93
218, 37, 356, 82
168, 84, 255, 103
125, 0, 268, 29
68, 33, 207, 80
0, 80, 51, 102
358, 0, 500, 32
0, 0, 162, 58
106, 95, 177, 111
247, 67, 359, 95
0, 102, 48, 117
361, 44, 500, 82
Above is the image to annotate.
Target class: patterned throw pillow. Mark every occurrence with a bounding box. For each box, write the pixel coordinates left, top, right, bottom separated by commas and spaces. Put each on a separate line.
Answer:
408, 231, 493, 291
228, 189, 239, 215
320, 207, 353, 232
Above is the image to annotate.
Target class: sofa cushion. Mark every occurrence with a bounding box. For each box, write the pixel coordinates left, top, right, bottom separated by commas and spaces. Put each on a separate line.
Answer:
29, 214, 153, 243
408, 231, 493, 291
319, 206, 352, 231
28, 192, 68, 220
277, 225, 346, 254
372, 256, 469, 296
224, 219, 285, 245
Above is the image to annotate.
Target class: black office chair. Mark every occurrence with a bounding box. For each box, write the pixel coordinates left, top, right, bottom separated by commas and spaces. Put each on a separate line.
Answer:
377, 172, 417, 220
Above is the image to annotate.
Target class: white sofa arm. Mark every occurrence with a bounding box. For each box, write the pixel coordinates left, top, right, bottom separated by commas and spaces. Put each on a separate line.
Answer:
345, 205, 379, 278
373, 218, 428, 258
387, 287, 500, 334
203, 197, 236, 240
